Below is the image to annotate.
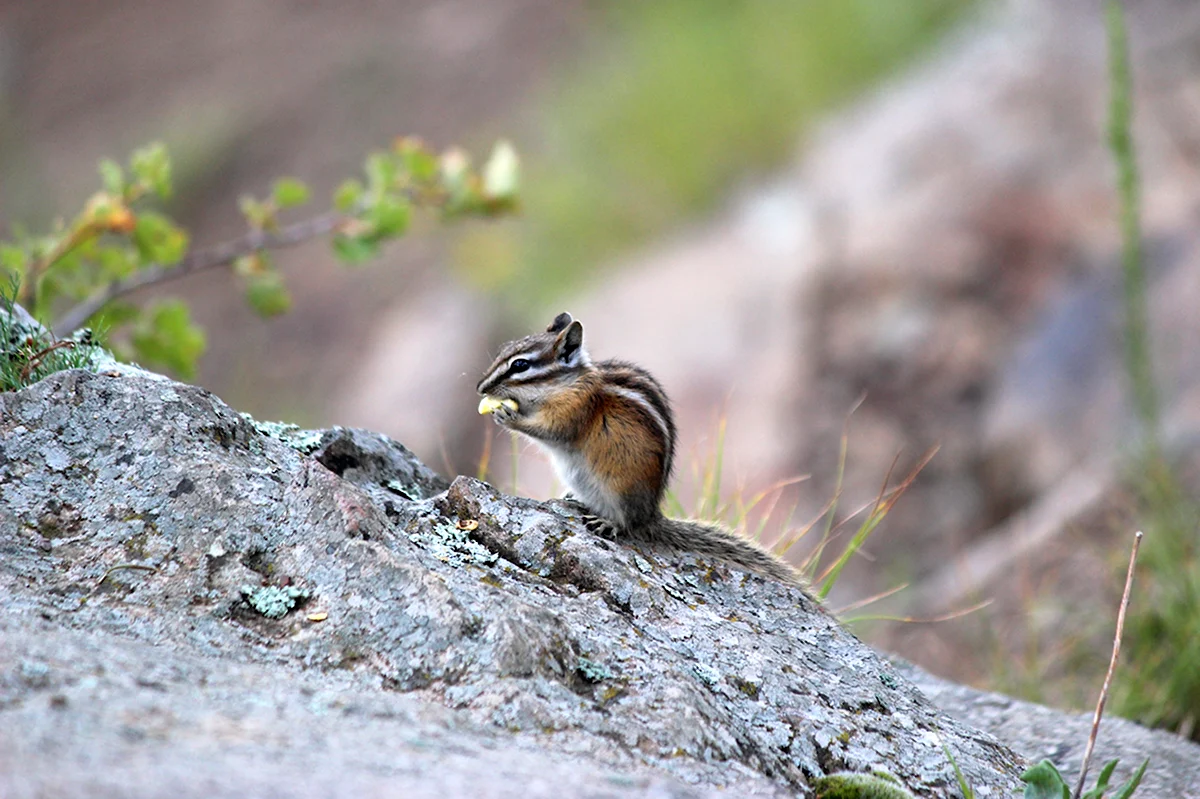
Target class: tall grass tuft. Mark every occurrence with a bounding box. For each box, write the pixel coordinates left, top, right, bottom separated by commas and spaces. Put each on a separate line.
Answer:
676, 410, 940, 606
1, 281, 98, 392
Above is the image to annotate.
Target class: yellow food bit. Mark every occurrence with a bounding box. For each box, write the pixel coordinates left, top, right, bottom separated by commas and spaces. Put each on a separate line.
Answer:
478, 396, 518, 415
306, 611, 329, 622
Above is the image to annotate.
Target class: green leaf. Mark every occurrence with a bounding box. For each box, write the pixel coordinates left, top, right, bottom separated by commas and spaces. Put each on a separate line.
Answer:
133, 212, 189, 265
331, 233, 379, 265
1081, 759, 1118, 799
333, 179, 363, 213
272, 178, 310, 209
244, 270, 291, 317
395, 138, 438, 183
942, 745, 974, 799
365, 152, 397, 194
367, 194, 410, 238
97, 246, 138, 281
130, 300, 206, 378
129, 142, 172, 199
1112, 759, 1148, 799
1020, 760, 1070, 799
483, 140, 519, 201
98, 159, 125, 196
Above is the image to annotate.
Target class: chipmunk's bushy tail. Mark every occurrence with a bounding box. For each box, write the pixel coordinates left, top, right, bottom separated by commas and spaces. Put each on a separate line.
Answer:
636, 516, 804, 586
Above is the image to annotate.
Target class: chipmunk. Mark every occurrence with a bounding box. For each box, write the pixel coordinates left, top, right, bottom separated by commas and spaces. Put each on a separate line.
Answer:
476, 312, 800, 585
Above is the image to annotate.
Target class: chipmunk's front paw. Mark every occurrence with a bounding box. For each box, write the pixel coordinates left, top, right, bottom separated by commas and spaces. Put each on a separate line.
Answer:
582, 514, 619, 541
479, 396, 520, 426
491, 402, 521, 426
561, 493, 589, 512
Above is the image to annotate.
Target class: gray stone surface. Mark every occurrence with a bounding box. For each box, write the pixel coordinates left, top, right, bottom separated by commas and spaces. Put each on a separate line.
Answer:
0, 618, 715, 799
0, 367, 1025, 797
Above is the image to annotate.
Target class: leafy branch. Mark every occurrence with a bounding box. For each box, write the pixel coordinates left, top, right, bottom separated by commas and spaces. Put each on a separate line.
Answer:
1, 136, 519, 378
51, 210, 344, 336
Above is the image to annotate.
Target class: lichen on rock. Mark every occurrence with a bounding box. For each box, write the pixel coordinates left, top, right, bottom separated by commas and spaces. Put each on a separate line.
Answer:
240, 584, 311, 619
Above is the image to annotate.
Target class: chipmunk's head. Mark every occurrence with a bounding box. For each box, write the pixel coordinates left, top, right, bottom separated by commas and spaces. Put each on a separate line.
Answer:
476, 312, 591, 408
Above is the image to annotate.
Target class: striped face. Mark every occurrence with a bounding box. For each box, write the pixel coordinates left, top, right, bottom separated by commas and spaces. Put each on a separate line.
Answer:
476, 312, 591, 400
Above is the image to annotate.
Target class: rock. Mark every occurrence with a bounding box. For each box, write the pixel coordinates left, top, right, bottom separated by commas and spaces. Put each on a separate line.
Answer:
0, 617, 720, 799
0, 365, 1025, 796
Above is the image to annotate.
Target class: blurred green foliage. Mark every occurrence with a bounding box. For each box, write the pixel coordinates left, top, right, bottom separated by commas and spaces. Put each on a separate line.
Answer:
1114, 464, 1200, 739
456, 0, 974, 311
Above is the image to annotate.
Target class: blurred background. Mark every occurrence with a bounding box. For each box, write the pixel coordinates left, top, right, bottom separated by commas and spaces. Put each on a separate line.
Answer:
4, 0, 1200, 736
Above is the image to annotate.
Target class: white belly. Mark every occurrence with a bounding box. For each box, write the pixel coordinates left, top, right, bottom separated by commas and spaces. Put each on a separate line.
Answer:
547, 448, 627, 528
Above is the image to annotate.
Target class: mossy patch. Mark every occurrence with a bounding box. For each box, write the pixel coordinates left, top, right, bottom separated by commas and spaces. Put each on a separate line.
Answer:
239, 584, 311, 619
384, 478, 421, 500
576, 656, 615, 683
409, 520, 498, 567
244, 416, 325, 455
812, 770, 913, 799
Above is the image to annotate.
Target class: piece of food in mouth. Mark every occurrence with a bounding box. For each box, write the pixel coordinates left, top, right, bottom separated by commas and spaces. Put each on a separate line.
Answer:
478, 396, 519, 415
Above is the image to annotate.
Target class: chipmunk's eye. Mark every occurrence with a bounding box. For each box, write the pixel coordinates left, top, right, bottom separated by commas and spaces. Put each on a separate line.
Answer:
509, 358, 531, 374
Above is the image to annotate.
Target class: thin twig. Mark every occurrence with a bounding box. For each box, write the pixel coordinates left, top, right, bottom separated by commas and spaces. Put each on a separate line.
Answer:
1072, 530, 1143, 799
22, 222, 101, 309
18, 339, 76, 383
97, 563, 158, 585
844, 597, 993, 626
52, 210, 346, 336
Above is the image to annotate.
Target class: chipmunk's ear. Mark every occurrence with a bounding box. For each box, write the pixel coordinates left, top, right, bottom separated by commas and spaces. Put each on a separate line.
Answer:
546, 312, 573, 333
557, 320, 586, 366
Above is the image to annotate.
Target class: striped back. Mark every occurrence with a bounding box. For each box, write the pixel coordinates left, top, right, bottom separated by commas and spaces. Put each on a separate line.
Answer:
593, 359, 677, 486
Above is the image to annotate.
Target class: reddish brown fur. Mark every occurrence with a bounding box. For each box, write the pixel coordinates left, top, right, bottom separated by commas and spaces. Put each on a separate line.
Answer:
582, 390, 665, 498
477, 313, 804, 586
523, 372, 665, 499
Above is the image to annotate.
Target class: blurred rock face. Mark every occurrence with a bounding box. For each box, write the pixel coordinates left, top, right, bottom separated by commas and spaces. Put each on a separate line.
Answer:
343, 1, 1200, 600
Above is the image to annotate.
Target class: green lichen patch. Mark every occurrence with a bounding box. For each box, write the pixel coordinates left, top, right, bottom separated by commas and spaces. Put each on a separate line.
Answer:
243, 416, 325, 454
409, 520, 498, 567
692, 663, 721, 687
576, 657, 614, 684
239, 584, 311, 619
384, 478, 420, 500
